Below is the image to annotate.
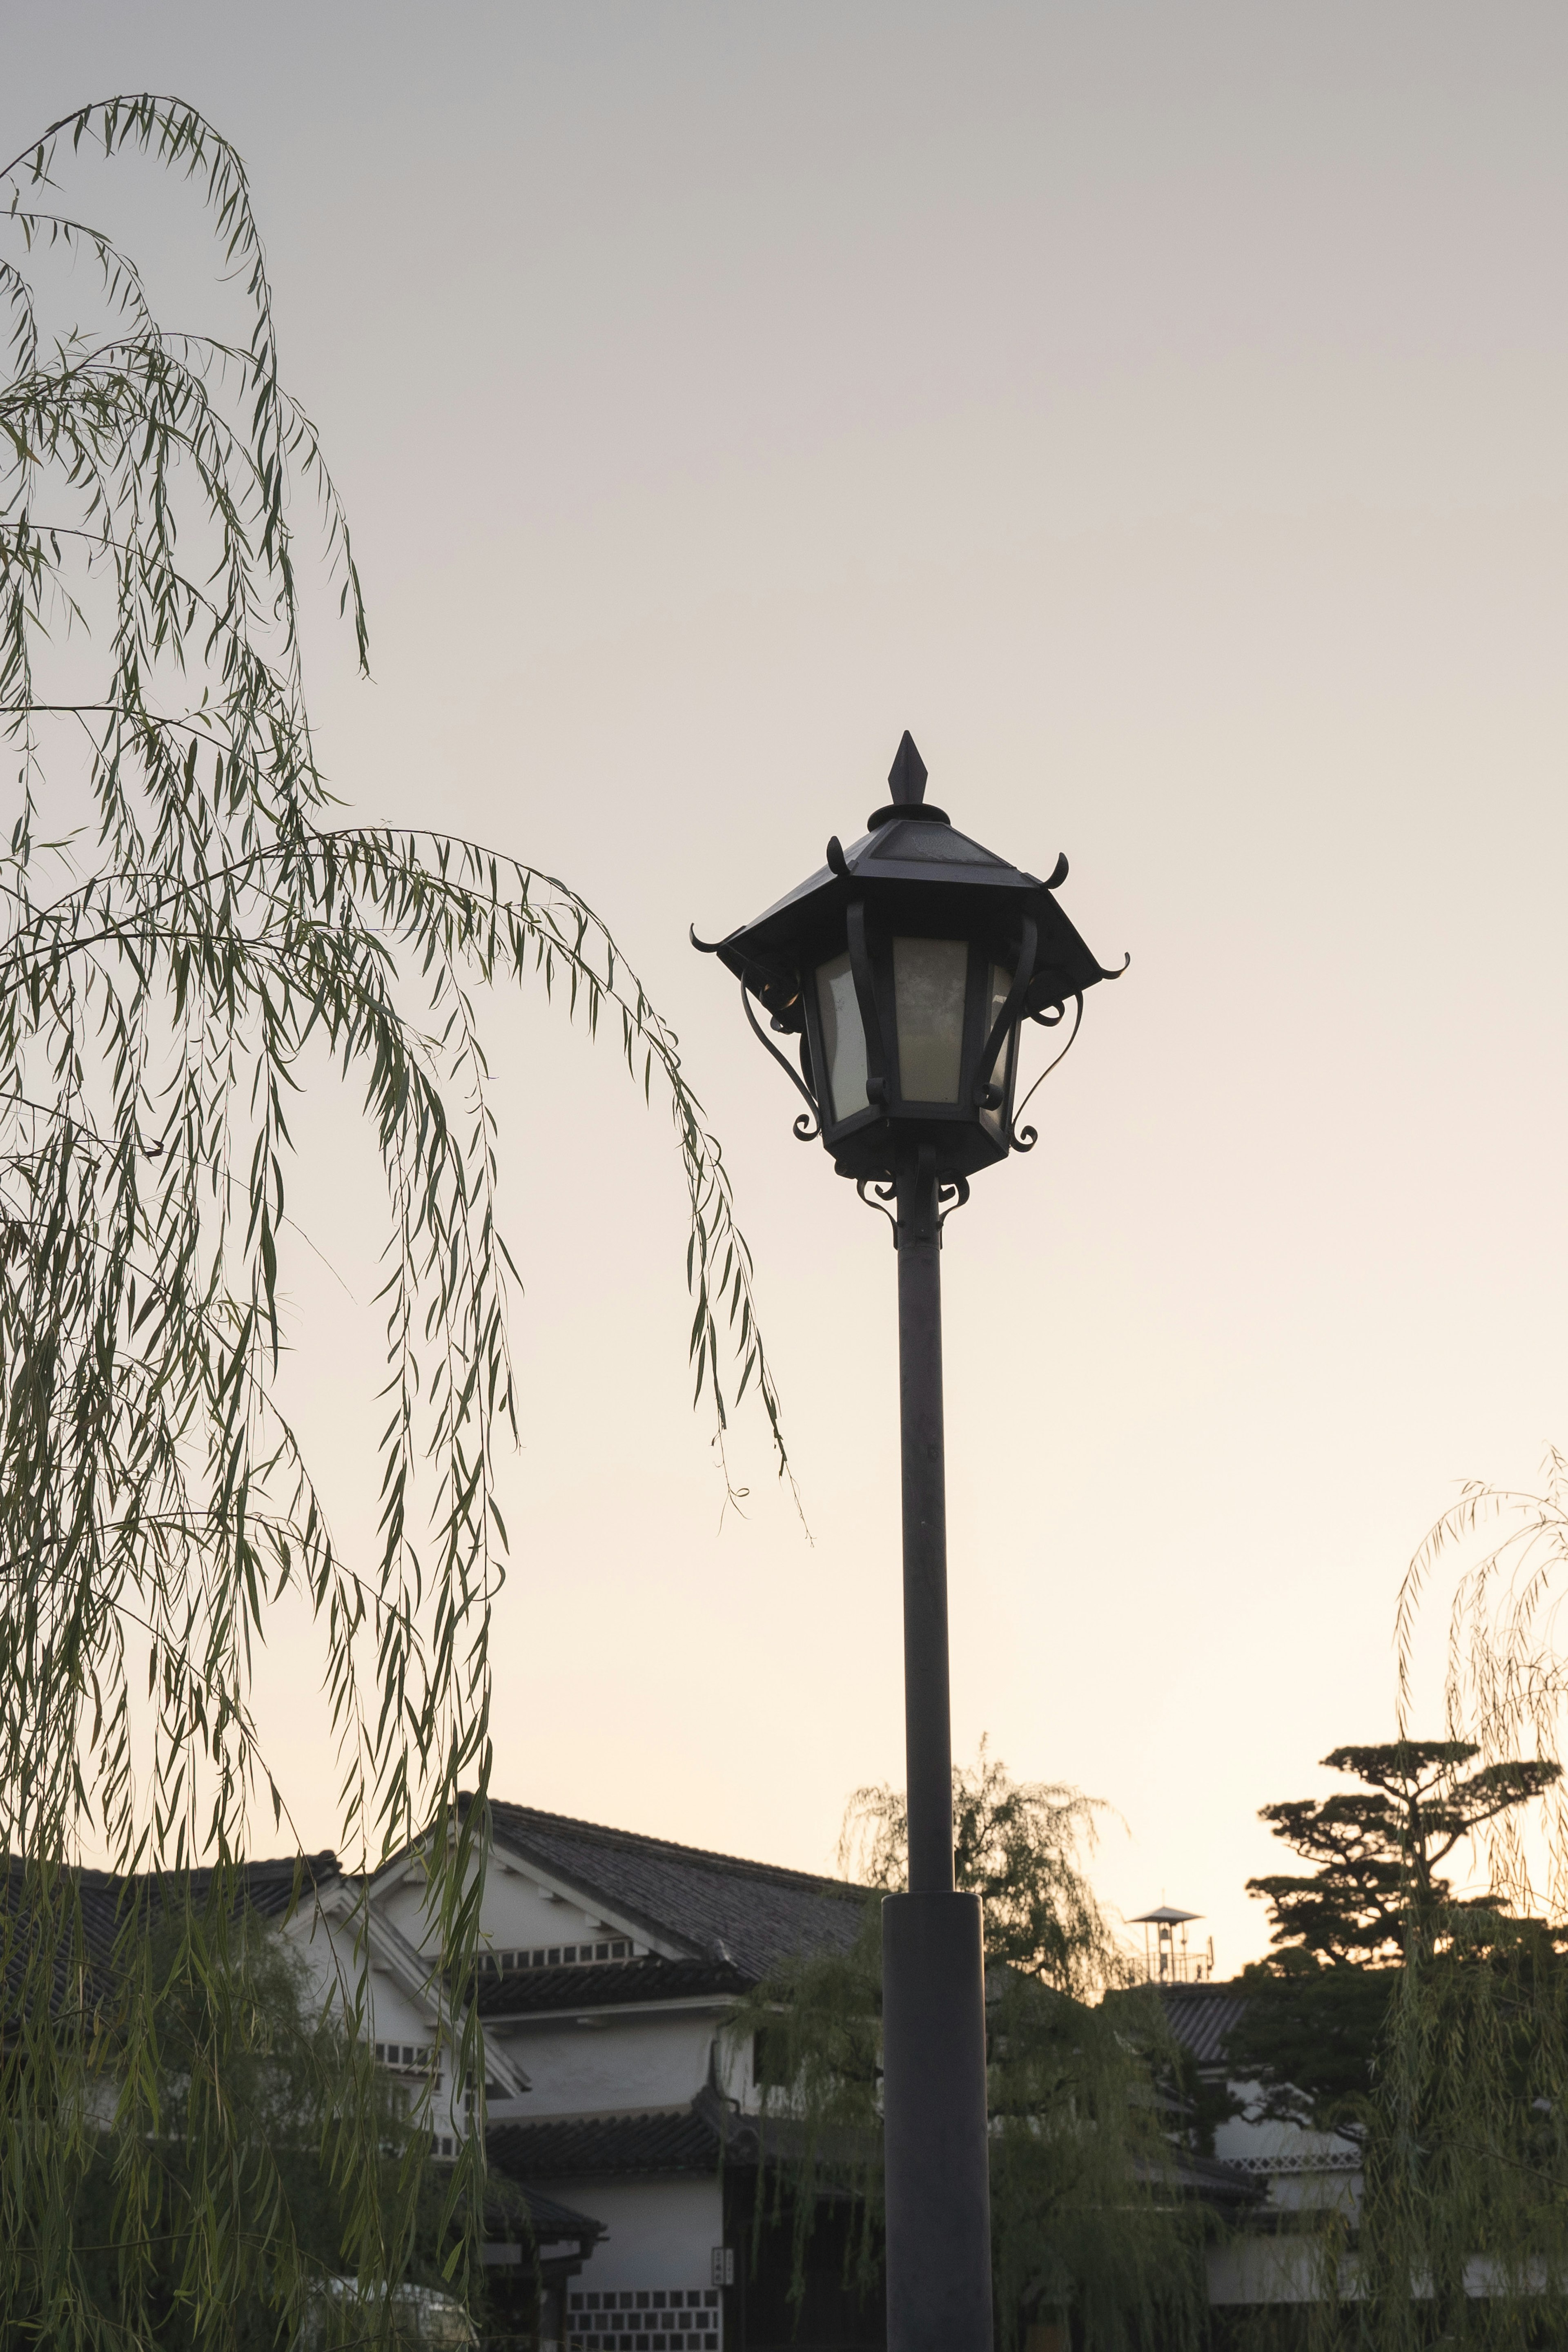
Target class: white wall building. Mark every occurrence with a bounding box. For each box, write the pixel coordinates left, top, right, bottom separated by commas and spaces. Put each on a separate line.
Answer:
1157, 1980, 1364, 2311
287, 1799, 871, 2352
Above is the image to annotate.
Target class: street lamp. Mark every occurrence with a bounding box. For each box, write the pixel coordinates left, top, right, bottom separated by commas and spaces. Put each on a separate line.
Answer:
693, 732, 1125, 2352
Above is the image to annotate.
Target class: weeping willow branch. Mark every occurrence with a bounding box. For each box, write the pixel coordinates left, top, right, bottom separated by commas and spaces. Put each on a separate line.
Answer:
0, 92, 792, 2347
1398, 1448, 1568, 1919
730, 1750, 1207, 2352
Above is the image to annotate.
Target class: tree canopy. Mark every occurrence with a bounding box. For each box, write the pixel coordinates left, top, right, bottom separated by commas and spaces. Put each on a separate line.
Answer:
1232, 1740, 1559, 2134
735, 1747, 1210, 2352
1248, 1741, 1559, 1967
0, 94, 785, 2346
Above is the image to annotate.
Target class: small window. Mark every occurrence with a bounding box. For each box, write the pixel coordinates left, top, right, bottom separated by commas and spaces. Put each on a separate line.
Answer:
564, 1944, 577, 1963
548, 1948, 561, 1966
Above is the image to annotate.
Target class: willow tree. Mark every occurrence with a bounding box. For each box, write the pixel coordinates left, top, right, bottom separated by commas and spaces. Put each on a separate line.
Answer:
731, 1750, 1211, 2352
0, 95, 785, 2345
1228, 1496, 1568, 2348
1300, 1459, 1568, 2348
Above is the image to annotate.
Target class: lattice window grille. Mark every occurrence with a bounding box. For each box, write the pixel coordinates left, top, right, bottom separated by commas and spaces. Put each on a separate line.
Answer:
480, 1940, 633, 1973
373, 2041, 435, 2073
567, 2283, 721, 2351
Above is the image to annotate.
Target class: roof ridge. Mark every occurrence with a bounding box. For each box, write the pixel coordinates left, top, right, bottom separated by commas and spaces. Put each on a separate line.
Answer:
0, 1849, 339, 1889
485, 1798, 861, 1898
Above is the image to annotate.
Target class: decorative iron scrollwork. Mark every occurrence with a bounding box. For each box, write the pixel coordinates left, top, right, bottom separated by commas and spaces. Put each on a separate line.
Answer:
855, 1170, 970, 1245
856, 1176, 899, 1241
740, 979, 821, 1141
936, 1173, 971, 1233
1009, 991, 1083, 1153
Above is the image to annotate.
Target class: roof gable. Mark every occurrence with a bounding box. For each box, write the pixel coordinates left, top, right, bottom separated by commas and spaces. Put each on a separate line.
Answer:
481, 1801, 865, 1983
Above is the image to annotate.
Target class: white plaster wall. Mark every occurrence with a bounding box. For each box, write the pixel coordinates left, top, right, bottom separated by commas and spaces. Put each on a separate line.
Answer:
1213, 2096, 1357, 2171
715, 2029, 754, 2109
559, 2178, 724, 2293
370, 1855, 663, 1961
285, 1904, 359, 2024
1207, 2238, 1335, 2306
375, 1874, 444, 1951
283, 1907, 468, 2134
497, 2013, 717, 2116
477, 1865, 653, 1955
1212, 2091, 1363, 2216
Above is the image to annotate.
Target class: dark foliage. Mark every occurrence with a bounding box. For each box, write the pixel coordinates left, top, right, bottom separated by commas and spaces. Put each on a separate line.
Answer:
1249, 1743, 1559, 1968
732, 1749, 1211, 2352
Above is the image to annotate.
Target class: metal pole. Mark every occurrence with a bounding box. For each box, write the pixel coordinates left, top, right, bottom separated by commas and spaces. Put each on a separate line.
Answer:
881, 1148, 993, 2352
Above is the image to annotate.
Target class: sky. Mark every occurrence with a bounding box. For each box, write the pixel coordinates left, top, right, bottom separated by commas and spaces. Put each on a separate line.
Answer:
5, 2, 1567, 1974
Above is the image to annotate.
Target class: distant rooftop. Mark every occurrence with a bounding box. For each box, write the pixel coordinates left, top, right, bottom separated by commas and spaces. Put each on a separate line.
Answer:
1156, 1980, 1250, 2068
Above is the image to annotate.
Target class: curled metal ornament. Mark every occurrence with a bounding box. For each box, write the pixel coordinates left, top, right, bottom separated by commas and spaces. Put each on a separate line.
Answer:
936, 1173, 971, 1233
1009, 991, 1084, 1153
856, 1176, 899, 1241
740, 978, 821, 1141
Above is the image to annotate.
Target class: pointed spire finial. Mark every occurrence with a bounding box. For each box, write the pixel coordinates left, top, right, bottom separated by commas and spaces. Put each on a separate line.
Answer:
887, 731, 927, 807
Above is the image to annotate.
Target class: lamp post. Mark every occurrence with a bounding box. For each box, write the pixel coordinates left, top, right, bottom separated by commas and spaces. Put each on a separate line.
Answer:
693, 733, 1125, 2352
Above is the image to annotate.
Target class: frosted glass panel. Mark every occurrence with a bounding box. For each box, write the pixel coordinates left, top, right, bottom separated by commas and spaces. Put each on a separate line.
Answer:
980, 962, 1013, 1136
893, 937, 967, 1103
815, 951, 869, 1123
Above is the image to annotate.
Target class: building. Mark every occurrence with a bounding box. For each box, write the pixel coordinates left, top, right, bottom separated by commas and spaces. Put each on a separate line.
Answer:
31, 1825, 1274, 2347
1156, 1977, 1363, 2310
289, 1799, 875, 2352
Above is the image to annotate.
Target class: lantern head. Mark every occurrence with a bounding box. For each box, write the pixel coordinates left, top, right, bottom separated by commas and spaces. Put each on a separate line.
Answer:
693, 733, 1126, 1188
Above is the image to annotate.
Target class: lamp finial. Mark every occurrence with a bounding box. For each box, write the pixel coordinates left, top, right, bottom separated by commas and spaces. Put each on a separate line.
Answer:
887, 731, 928, 807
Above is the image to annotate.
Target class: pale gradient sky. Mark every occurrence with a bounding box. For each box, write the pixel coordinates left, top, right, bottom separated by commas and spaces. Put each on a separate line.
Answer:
7, 3, 1568, 1972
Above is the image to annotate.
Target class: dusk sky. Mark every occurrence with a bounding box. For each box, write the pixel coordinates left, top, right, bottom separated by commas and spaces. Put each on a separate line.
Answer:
9, 3, 1567, 1971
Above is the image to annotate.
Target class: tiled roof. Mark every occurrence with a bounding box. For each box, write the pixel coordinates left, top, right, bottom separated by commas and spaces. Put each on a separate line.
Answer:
512, 2183, 606, 2249
519, 2183, 605, 2236
488, 2092, 731, 2183
475, 1953, 748, 2021
489, 2082, 853, 2184
1157, 1982, 1250, 2067
0, 1852, 339, 2014
490, 2088, 1259, 2214
479, 1800, 867, 1984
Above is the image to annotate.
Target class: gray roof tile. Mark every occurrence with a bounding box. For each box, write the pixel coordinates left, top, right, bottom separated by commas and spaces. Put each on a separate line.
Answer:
1156, 1982, 1250, 2067
480, 1800, 866, 1984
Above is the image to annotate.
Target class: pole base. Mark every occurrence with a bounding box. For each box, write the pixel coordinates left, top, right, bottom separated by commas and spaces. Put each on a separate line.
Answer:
882, 1891, 993, 2352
